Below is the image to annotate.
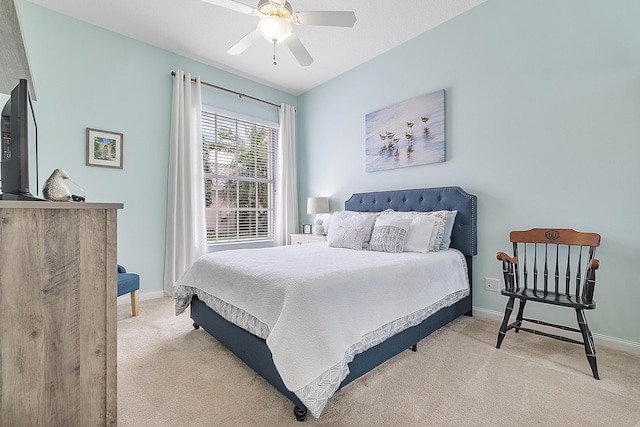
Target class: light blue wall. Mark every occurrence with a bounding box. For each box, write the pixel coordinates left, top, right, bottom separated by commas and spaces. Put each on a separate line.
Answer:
12, 0, 640, 345
16, 1, 296, 296
297, 0, 640, 344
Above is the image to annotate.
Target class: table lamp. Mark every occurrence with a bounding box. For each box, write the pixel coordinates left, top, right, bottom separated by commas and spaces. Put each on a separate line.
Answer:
307, 196, 330, 236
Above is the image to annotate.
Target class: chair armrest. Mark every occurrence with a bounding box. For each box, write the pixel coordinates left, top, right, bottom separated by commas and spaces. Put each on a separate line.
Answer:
117, 264, 126, 274
497, 251, 518, 292
584, 258, 599, 302
496, 252, 517, 265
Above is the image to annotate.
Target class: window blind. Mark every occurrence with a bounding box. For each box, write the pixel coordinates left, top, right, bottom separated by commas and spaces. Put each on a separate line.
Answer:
202, 108, 277, 243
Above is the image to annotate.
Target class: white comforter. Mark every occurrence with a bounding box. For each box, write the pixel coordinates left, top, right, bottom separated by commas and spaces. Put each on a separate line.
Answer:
174, 243, 469, 417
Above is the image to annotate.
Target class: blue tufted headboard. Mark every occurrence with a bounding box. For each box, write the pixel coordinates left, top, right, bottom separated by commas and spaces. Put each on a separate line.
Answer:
344, 186, 477, 258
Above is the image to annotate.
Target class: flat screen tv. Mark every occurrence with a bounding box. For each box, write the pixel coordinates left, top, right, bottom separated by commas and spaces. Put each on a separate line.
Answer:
0, 78, 41, 200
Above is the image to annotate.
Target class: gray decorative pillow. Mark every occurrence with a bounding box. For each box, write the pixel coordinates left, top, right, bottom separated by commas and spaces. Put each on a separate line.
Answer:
369, 217, 412, 253
328, 226, 368, 250
439, 210, 458, 250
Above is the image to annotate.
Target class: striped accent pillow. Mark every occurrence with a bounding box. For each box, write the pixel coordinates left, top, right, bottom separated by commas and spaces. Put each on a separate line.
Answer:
368, 217, 412, 253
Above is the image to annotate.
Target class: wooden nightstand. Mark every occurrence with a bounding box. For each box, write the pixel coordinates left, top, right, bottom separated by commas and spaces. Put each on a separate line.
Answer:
290, 233, 327, 245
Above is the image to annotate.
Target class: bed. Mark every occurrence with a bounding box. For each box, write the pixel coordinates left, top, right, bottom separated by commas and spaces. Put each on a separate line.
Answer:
174, 186, 477, 421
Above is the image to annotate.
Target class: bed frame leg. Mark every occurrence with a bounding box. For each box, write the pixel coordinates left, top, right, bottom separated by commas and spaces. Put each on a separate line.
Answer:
294, 406, 307, 422
193, 322, 200, 330
410, 344, 417, 352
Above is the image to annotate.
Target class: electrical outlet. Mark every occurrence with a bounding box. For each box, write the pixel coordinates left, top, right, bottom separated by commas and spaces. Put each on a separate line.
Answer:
485, 278, 500, 292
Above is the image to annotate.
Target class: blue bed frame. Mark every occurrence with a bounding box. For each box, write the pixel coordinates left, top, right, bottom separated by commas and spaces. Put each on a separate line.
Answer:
190, 186, 477, 421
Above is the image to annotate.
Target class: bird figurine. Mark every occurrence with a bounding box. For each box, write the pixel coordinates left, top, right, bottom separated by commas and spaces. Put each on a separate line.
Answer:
42, 169, 85, 202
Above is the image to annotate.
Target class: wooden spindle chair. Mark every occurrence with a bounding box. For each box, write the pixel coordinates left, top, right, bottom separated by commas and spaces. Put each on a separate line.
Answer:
495, 228, 601, 379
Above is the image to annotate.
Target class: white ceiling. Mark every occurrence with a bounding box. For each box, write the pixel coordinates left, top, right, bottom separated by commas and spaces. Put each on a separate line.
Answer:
25, 0, 486, 96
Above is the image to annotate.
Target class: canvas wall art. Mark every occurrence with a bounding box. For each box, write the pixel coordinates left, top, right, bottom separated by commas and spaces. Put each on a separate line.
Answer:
365, 89, 445, 172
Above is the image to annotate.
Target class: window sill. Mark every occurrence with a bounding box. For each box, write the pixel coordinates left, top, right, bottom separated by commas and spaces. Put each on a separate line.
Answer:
207, 239, 274, 252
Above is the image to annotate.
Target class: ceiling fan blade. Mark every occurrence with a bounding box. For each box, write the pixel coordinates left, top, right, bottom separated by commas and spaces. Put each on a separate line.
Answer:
227, 29, 262, 55
200, 0, 257, 16
292, 11, 357, 27
285, 33, 313, 66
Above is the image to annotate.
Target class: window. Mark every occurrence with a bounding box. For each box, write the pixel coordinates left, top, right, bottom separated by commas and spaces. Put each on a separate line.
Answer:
201, 107, 277, 244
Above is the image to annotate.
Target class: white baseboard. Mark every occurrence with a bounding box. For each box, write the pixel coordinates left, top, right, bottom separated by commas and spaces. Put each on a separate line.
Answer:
472, 306, 640, 356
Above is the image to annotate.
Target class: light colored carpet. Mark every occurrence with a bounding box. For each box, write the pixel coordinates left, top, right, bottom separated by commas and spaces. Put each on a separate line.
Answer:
117, 298, 640, 426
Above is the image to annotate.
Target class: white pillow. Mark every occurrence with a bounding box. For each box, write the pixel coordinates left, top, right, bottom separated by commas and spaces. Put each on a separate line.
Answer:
326, 211, 377, 243
429, 211, 450, 252
376, 210, 437, 253
328, 226, 368, 250
425, 210, 449, 252
368, 217, 412, 253
404, 214, 437, 253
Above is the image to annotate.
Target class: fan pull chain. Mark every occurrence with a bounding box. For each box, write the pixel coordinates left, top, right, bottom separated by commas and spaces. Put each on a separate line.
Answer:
272, 40, 277, 65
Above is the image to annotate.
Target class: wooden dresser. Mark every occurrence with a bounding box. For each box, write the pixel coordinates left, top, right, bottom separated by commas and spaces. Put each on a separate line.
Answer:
0, 201, 122, 427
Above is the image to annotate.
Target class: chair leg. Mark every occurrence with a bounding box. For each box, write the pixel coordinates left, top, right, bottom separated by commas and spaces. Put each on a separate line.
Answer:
514, 299, 527, 333
576, 309, 599, 380
130, 290, 139, 317
496, 296, 516, 349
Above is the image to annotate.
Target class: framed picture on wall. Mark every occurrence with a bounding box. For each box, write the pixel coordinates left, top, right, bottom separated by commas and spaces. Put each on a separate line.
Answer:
365, 89, 445, 172
86, 128, 123, 169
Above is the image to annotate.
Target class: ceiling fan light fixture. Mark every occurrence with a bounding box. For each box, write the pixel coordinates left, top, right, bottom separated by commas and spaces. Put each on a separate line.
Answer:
209, 0, 355, 66
257, 15, 292, 44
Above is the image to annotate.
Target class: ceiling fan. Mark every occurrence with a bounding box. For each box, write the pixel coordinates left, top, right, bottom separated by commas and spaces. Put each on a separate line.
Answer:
201, 0, 357, 66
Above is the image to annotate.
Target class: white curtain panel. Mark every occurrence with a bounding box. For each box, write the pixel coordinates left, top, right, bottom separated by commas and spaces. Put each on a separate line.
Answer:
163, 70, 207, 296
274, 104, 298, 246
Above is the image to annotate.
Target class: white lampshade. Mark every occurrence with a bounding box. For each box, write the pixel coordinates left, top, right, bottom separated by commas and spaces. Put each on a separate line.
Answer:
307, 197, 330, 215
257, 15, 292, 44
